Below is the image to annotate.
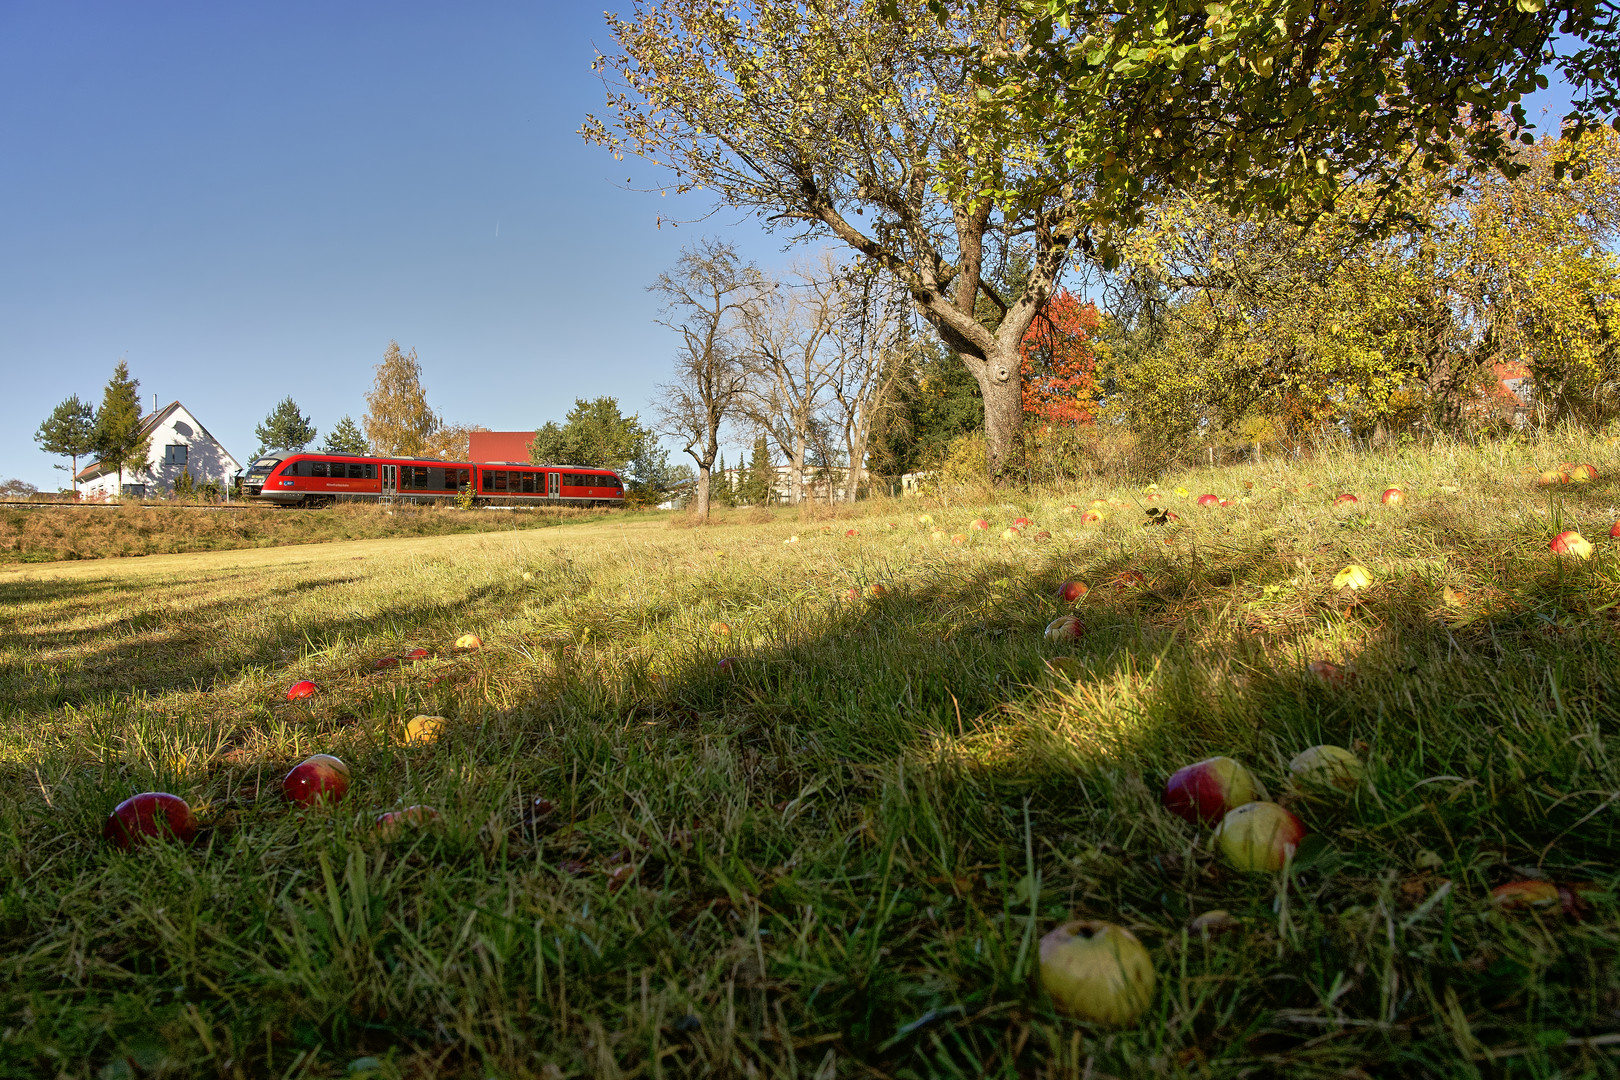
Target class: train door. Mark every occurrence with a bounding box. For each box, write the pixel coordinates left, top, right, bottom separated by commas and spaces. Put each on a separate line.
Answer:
380, 464, 397, 500
547, 471, 559, 499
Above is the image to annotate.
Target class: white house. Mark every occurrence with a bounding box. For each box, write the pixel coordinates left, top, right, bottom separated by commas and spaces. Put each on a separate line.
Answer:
76, 400, 242, 499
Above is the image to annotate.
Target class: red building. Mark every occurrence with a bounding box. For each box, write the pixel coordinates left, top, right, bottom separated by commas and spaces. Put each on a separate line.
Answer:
468, 430, 535, 463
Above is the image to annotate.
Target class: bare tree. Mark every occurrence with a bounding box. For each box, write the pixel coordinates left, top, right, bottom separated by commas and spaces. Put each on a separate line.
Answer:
652, 239, 767, 522
739, 262, 840, 505
824, 270, 912, 502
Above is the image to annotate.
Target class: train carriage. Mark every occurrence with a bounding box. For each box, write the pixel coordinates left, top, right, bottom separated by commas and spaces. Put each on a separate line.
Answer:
242, 451, 624, 508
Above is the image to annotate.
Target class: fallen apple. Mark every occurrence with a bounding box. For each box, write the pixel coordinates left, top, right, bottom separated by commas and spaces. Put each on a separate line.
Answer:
1490, 880, 1560, 910
917, 514, 934, 525
1044, 615, 1085, 642
282, 754, 351, 807
402, 648, 429, 661
1288, 744, 1362, 793
716, 656, 740, 674
1162, 756, 1259, 826
951, 533, 967, 544
845, 528, 858, 537
1381, 487, 1403, 505
454, 634, 482, 650
970, 518, 991, 531
1307, 659, 1348, 686
375, 804, 440, 840
1196, 494, 1221, 507
1189, 910, 1241, 937
372, 657, 400, 670
403, 714, 445, 744
1212, 801, 1307, 872
1332, 564, 1373, 590
1173, 486, 1191, 498
710, 621, 732, 636
1081, 510, 1104, 524
1056, 579, 1090, 603
1550, 531, 1593, 559
1033, 529, 1052, 541
1089, 499, 1108, 510
286, 680, 317, 702
930, 529, 948, 543
1013, 516, 1032, 527
866, 584, 887, 597
1334, 493, 1359, 505
1537, 469, 1568, 487
1060, 504, 1079, 514
1611, 519, 1620, 539
1568, 463, 1599, 482
1001, 527, 1021, 541
1038, 920, 1156, 1027
103, 792, 198, 850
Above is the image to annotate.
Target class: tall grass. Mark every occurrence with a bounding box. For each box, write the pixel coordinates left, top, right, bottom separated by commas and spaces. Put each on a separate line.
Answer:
2, 433, 1618, 1077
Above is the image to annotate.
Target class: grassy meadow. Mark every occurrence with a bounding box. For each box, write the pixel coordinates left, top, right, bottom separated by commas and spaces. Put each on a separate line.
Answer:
0, 501, 604, 565
2, 434, 1620, 1078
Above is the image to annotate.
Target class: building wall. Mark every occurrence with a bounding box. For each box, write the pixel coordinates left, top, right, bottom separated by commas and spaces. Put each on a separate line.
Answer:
79, 405, 242, 498
469, 431, 535, 463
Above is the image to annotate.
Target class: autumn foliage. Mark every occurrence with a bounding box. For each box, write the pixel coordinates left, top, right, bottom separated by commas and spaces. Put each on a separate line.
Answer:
1019, 291, 1100, 425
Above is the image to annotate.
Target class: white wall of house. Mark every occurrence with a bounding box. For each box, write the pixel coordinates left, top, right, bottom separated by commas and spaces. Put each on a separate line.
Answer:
78, 403, 242, 499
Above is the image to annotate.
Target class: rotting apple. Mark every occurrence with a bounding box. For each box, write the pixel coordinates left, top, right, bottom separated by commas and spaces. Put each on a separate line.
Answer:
286, 680, 317, 702
402, 648, 430, 662
1288, 745, 1363, 793
1061, 504, 1079, 514
1162, 757, 1259, 826
716, 656, 740, 674
1044, 615, 1085, 643
1307, 659, 1349, 686
951, 533, 968, 545
1038, 920, 1156, 1027
1332, 564, 1373, 590
1057, 579, 1090, 604
374, 804, 440, 840
1490, 880, 1560, 910
103, 792, 198, 850
1610, 519, 1620, 539
403, 714, 445, 745
1550, 531, 1593, 559
1212, 801, 1307, 872
372, 657, 399, 671
282, 754, 351, 807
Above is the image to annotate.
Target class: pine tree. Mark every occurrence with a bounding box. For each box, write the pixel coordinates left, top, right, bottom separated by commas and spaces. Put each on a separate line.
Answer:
745, 434, 774, 506
321, 415, 371, 456
254, 397, 317, 454
34, 395, 96, 493
713, 453, 734, 506
363, 341, 440, 457
91, 361, 151, 495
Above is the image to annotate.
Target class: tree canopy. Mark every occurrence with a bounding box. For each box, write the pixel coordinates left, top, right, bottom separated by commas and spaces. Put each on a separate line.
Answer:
254, 397, 317, 455
91, 361, 150, 493
35, 395, 96, 490
320, 416, 371, 456
531, 397, 657, 476
363, 342, 441, 458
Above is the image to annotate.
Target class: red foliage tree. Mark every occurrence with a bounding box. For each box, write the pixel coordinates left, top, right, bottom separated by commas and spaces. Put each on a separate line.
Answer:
1019, 290, 1100, 425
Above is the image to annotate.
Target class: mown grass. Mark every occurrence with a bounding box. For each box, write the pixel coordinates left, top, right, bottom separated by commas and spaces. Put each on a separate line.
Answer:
2, 434, 1619, 1079
0, 501, 606, 564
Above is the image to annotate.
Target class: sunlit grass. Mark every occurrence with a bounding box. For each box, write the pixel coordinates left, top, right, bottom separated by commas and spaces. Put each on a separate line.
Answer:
2, 432, 1619, 1077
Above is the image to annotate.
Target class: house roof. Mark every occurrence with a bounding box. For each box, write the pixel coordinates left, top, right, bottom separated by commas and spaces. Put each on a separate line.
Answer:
75, 401, 238, 480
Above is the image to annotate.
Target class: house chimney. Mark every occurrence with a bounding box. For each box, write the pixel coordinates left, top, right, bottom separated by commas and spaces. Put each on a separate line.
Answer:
151, 393, 157, 415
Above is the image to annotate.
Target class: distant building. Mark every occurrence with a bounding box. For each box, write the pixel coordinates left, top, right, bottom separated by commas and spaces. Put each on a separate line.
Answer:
468, 431, 536, 463
1494, 361, 1533, 425
76, 401, 241, 499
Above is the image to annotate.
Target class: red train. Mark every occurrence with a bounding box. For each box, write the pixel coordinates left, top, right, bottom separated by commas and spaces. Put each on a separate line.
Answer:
241, 451, 625, 508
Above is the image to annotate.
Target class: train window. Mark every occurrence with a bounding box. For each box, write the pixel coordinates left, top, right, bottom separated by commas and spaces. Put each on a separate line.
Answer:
520, 472, 535, 493
363, 464, 376, 479
348, 463, 365, 479
277, 461, 301, 477
430, 468, 449, 490
493, 471, 509, 492
481, 471, 494, 492
453, 469, 469, 488
311, 462, 328, 478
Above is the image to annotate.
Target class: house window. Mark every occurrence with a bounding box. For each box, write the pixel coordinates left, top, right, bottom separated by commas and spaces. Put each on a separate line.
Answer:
166, 444, 188, 466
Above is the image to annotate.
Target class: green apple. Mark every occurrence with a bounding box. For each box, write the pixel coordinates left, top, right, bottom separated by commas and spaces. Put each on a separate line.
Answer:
1213, 801, 1306, 872
1288, 745, 1363, 793
1038, 920, 1155, 1026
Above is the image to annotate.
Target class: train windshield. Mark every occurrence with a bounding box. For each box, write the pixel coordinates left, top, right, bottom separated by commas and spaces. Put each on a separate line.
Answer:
245, 457, 282, 480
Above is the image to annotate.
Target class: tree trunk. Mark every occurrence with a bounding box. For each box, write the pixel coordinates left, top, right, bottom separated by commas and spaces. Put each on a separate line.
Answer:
974, 341, 1025, 484
790, 434, 806, 504
695, 465, 711, 522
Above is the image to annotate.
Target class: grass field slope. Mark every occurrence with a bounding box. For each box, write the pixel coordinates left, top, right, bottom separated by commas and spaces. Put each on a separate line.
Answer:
3, 435, 1619, 1078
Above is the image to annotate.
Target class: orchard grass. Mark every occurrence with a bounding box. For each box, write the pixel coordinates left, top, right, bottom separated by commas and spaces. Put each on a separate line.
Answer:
0, 500, 606, 565
2, 434, 1620, 1078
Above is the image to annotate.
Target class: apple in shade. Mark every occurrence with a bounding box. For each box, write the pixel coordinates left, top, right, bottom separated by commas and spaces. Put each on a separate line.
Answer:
1288, 745, 1362, 793
1212, 801, 1307, 872
716, 656, 740, 674
867, 584, 888, 597
1490, 880, 1560, 910
970, 518, 991, 530
1196, 494, 1221, 507
1044, 615, 1085, 642
374, 805, 440, 840
372, 657, 400, 670
103, 792, 198, 850
1332, 564, 1373, 590
403, 648, 429, 661
1550, 531, 1594, 559
455, 634, 482, 650
286, 680, 317, 701
1162, 757, 1259, 826
1381, 487, 1404, 505
1307, 659, 1348, 686
1038, 920, 1156, 1027
1057, 579, 1090, 603
282, 754, 351, 807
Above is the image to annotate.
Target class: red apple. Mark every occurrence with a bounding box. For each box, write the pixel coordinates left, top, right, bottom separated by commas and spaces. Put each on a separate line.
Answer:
1001, 526, 1022, 541
1307, 659, 1348, 686
1610, 519, 1620, 539
1044, 615, 1085, 642
845, 528, 858, 537
1334, 493, 1359, 505
1196, 494, 1221, 507
1061, 504, 1079, 514
1537, 469, 1568, 487
1568, 462, 1598, 482
1162, 756, 1259, 826
1080, 510, 1104, 524
1033, 529, 1052, 541
866, 584, 888, 597
1381, 487, 1403, 505
717, 656, 740, 674
374, 804, 440, 840
372, 657, 399, 670
710, 621, 732, 636
1057, 579, 1090, 603
1212, 801, 1307, 872
282, 754, 351, 807
1013, 516, 1032, 527
286, 680, 316, 701
1550, 531, 1593, 559
103, 792, 198, 850
403, 648, 430, 661
1038, 920, 1155, 1026
970, 518, 991, 531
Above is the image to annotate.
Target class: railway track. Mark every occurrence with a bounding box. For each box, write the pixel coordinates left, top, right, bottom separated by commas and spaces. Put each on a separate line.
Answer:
0, 501, 256, 511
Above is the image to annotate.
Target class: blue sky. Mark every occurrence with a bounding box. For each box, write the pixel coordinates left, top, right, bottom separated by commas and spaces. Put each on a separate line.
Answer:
0, 3, 1581, 489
